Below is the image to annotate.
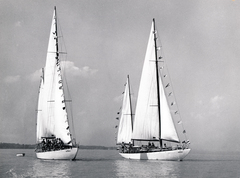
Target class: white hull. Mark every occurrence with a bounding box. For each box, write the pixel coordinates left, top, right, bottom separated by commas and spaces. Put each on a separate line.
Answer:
119, 148, 190, 161
36, 147, 78, 160
16, 153, 25, 157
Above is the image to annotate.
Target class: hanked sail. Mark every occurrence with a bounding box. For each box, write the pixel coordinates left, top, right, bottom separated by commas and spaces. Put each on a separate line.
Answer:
131, 20, 179, 143
117, 76, 133, 144
36, 9, 72, 146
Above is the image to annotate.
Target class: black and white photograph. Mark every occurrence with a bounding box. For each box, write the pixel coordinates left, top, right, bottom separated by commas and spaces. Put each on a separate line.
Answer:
0, 0, 240, 177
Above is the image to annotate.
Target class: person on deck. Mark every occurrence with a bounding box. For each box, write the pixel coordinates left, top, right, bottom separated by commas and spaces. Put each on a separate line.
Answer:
42, 139, 46, 151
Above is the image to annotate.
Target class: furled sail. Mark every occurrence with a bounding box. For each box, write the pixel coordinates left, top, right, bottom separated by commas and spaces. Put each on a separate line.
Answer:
131, 20, 179, 143
117, 76, 133, 144
36, 9, 72, 145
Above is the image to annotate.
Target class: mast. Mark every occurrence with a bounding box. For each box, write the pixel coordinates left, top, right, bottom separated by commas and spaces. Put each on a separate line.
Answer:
127, 75, 134, 145
127, 75, 133, 131
153, 18, 162, 148
36, 75, 42, 143
54, 6, 59, 63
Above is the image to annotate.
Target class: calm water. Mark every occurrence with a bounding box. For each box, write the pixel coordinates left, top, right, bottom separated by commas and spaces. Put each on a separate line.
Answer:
1, 149, 240, 177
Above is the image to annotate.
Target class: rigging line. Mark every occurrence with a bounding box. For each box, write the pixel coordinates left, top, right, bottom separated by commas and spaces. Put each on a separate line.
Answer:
158, 67, 182, 142
155, 24, 188, 141
57, 17, 68, 56
154, 24, 164, 59
55, 13, 76, 143
128, 76, 136, 114
160, 55, 188, 141
57, 15, 76, 140
59, 39, 77, 141
127, 75, 134, 132
35, 78, 42, 143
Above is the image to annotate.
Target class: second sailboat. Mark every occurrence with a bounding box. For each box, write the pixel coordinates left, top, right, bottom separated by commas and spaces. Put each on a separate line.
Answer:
116, 19, 190, 161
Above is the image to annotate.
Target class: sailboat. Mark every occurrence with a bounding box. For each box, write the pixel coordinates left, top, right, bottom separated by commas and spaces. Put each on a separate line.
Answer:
35, 7, 78, 160
116, 19, 190, 161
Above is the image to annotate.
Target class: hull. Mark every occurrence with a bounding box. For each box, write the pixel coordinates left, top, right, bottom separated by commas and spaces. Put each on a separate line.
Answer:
119, 148, 190, 161
36, 147, 78, 160
16, 153, 25, 157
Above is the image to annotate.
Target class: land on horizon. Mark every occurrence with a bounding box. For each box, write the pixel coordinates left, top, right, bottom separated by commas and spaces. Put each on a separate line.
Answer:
0, 142, 117, 150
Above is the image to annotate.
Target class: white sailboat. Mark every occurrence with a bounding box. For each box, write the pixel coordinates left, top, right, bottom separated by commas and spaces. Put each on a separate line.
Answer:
117, 19, 190, 161
35, 7, 78, 160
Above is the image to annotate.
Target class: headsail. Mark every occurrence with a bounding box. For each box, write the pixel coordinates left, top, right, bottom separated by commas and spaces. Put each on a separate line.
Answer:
36, 76, 45, 142
159, 72, 179, 142
117, 76, 133, 144
131, 20, 179, 143
36, 7, 72, 146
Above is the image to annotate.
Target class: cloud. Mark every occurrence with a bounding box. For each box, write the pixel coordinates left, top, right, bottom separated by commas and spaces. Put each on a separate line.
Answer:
209, 95, 224, 115
4, 75, 20, 83
114, 94, 123, 103
192, 95, 224, 120
61, 61, 98, 77
210, 95, 223, 104
27, 61, 97, 82
27, 69, 42, 82
15, 21, 22, 27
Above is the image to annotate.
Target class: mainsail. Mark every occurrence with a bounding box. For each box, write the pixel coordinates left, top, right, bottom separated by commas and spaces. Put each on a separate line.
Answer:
117, 76, 133, 144
131, 20, 179, 143
36, 8, 72, 146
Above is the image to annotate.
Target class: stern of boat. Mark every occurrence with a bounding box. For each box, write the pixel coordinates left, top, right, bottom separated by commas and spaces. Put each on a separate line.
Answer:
36, 147, 78, 160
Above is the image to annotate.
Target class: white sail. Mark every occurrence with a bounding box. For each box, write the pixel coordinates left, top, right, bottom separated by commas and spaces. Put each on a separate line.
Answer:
132, 22, 159, 140
132, 21, 179, 142
117, 76, 132, 144
36, 9, 72, 145
36, 78, 45, 142
160, 74, 179, 142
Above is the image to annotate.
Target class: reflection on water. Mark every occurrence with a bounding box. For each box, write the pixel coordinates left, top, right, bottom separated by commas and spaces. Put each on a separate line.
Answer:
28, 159, 72, 177
114, 160, 178, 177
3, 149, 240, 177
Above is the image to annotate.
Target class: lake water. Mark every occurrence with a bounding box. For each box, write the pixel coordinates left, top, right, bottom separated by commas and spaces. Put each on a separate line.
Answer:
1, 149, 240, 177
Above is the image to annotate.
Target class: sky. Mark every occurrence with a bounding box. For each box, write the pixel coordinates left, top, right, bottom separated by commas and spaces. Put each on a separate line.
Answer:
0, 0, 240, 153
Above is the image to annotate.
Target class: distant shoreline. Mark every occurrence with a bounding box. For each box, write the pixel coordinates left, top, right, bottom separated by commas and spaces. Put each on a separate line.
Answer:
0, 142, 117, 150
